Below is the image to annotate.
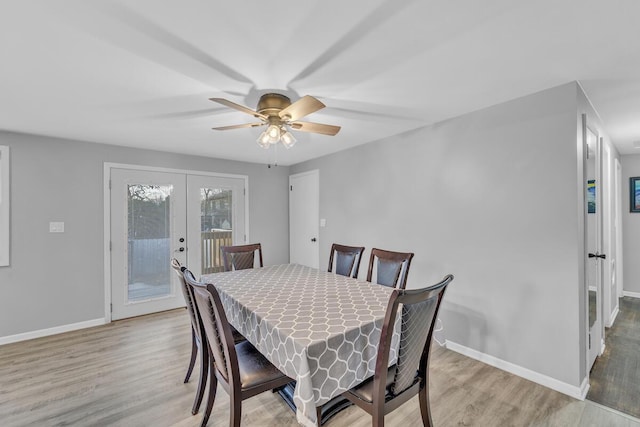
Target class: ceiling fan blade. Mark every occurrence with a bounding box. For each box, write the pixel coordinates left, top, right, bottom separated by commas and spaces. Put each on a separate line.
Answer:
279, 95, 325, 121
290, 121, 341, 136
212, 123, 264, 131
209, 98, 267, 120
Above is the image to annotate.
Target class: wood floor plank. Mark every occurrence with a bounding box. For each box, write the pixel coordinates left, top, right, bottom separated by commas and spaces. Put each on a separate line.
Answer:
587, 297, 640, 418
1, 308, 638, 426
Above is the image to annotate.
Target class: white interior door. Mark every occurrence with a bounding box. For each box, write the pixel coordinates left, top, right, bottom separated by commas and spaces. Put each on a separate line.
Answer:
289, 170, 319, 269
110, 168, 247, 320
584, 117, 603, 370
110, 168, 187, 320
186, 174, 246, 276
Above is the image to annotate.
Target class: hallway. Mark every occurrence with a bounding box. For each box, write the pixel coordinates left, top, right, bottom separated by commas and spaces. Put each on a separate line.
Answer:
587, 297, 640, 418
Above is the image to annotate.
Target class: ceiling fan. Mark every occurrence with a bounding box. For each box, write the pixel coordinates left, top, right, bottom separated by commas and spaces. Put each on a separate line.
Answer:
209, 93, 341, 149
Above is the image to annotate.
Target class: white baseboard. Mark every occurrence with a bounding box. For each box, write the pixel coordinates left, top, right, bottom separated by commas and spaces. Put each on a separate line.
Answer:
445, 340, 586, 400
0, 318, 106, 346
579, 376, 590, 400
607, 306, 619, 327
623, 290, 640, 299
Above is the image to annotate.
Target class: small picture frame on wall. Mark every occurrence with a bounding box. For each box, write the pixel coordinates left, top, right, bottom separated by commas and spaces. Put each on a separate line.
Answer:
630, 177, 640, 212
587, 180, 596, 214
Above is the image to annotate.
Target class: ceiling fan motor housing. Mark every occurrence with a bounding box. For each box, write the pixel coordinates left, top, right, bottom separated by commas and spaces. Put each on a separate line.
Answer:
257, 93, 292, 118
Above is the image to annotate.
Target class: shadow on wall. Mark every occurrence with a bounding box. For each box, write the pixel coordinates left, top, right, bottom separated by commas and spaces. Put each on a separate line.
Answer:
441, 301, 488, 351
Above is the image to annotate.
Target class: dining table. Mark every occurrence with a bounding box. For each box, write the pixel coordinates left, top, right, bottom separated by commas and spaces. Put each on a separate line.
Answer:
201, 263, 399, 427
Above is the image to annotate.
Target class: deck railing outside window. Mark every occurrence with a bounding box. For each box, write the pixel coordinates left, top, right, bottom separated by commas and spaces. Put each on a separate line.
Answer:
127, 230, 232, 286
201, 229, 232, 274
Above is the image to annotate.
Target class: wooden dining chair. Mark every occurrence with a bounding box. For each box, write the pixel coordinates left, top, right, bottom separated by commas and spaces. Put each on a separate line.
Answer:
171, 258, 208, 415
341, 274, 453, 427
184, 270, 293, 427
328, 243, 365, 278
366, 248, 415, 290
221, 243, 263, 271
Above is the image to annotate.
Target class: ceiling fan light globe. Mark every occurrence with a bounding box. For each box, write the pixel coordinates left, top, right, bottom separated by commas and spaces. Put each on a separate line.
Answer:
281, 131, 297, 149
257, 131, 271, 149
267, 124, 280, 139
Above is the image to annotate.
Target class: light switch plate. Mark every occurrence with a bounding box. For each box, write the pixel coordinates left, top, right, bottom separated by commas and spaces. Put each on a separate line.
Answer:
320, 218, 326, 227
49, 222, 65, 233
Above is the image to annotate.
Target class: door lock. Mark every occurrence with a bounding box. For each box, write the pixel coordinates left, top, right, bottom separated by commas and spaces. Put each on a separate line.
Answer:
311, 238, 317, 242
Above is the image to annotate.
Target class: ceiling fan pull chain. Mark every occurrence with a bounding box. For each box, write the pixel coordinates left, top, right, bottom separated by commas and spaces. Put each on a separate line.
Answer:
266, 140, 278, 168
274, 141, 278, 166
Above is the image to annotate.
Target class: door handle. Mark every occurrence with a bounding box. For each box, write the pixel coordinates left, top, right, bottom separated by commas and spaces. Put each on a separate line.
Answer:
588, 253, 606, 259
311, 238, 317, 242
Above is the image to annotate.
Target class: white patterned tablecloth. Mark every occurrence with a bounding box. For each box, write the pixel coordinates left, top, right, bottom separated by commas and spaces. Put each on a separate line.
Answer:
202, 264, 397, 427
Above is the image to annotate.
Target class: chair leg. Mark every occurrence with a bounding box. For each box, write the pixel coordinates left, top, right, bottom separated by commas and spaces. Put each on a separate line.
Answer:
372, 410, 385, 427
184, 328, 198, 383
191, 343, 208, 415
200, 365, 218, 427
419, 386, 433, 427
230, 390, 242, 427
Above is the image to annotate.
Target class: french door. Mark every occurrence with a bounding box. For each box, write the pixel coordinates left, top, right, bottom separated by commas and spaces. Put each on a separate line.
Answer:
185, 174, 246, 277
109, 167, 246, 320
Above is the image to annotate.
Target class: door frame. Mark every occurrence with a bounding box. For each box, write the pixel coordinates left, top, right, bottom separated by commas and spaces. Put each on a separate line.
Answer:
103, 162, 249, 323
583, 115, 603, 373
614, 158, 624, 299
601, 140, 617, 327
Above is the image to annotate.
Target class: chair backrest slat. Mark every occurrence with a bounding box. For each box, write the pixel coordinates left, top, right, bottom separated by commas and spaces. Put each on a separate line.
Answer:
393, 296, 439, 394
328, 244, 365, 278
170, 258, 199, 338
184, 269, 240, 385
375, 274, 453, 397
366, 248, 414, 289
221, 243, 263, 272
376, 258, 403, 288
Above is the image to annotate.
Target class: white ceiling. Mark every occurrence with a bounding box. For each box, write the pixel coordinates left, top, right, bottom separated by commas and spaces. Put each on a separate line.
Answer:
2, 0, 640, 165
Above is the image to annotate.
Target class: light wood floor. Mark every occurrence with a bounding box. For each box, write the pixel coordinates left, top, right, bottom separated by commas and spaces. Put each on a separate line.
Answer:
1, 309, 639, 427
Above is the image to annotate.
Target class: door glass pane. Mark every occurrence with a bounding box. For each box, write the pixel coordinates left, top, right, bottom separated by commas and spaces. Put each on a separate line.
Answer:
127, 184, 173, 302
200, 188, 233, 274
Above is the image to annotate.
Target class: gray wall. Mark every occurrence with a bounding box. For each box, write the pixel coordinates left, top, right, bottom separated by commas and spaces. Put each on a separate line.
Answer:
291, 83, 585, 388
621, 154, 640, 294
0, 131, 290, 337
